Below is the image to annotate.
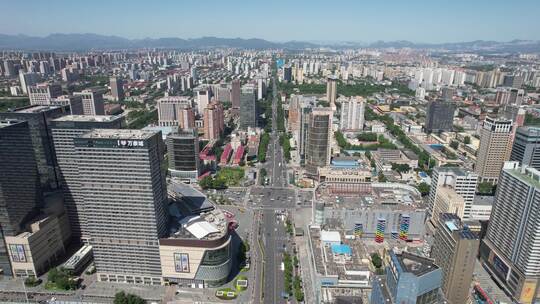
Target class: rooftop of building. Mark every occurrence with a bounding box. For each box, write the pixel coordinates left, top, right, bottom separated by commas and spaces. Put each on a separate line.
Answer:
504, 161, 540, 189
167, 128, 197, 138
320, 186, 424, 211
157, 96, 192, 102
440, 213, 479, 240
0, 119, 25, 128
164, 182, 229, 241
516, 126, 540, 136
62, 245, 93, 269
472, 195, 494, 206
5, 104, 63, 114
434, 166, 475, 176
79, 128, 157, 140
310, 228, 371, 281
52, 115, 122, 123
394, 251, 439, 277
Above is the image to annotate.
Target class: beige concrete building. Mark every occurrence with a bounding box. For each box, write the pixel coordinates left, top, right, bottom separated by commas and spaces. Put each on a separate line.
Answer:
5, 215, 67, 278
431, 213, 479, 304
156, 96, 192, 127
475, 117, 513, 183
326, 76, 337, 110
203, 101, 224, 141
318, 166, 372, 184
430, 186, 465, 228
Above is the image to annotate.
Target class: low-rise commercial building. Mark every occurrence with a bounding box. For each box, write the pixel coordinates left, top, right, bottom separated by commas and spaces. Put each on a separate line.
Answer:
159, 182, 233, 287
5, 215, 69, 278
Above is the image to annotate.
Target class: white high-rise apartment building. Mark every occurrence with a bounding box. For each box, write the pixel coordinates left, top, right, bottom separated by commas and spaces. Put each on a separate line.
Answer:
428, 167, 479, 219
339, 96, 365, 131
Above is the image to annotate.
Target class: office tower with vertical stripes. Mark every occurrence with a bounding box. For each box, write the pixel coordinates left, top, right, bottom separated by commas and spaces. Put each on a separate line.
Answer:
510, 126, 540, 170
0, 105, 70, 189
73, 89, 105, 115
239, 84, 257, 130
73, 129, 167, 284
0, 120, 41, 276
326, 76, 337, 110
50, 115, 124, 242
305, 108, 333, 174
475, 117, 513, 183
480, 162, 540, 304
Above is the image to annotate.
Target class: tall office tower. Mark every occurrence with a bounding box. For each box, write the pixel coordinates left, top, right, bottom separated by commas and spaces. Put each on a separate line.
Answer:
50, 115, 124, 242
299, 106, 312, 162
480, 162, 540, 304
52, 95, 84, 115
339, 96, 365, 131
156, 96, 192, 127
326, 76, 338, 110
239, 84, 257, 130
431, 213, 479, 304
3, 60, 15, 77
109, 77, 124, 101
28, 83, 63, 105
190, 66, 198, 84
283, 66, 292, 83
0, 120, 41, 277
495, 88, 525, 105
39, 61, 50, 75
503, 75, 524, 88
203, 101, 224, 140
178, 107, 195, 130
195, 86, 211, 114
306, 108, 333, 174
475, 117, 513, 183
166, 128, 200, 182
441, 87, 456, 101
428, 167, 478, 219
19, 71, 40, 94
61, 68, 78, 82
73, 89, 105, 115
73, 129, 167, 284
424, 100, 456, 133
0, 105, 70, 189
510, 126, 540, 170
371, 252, 443, 304
212, 83, 228, 103
502, 104, 526, 128
288, 96, 300, 132
415, 87, 426, 100
257, 77, 265, 100
429, 186, 465, 228
231, 79, 241, 112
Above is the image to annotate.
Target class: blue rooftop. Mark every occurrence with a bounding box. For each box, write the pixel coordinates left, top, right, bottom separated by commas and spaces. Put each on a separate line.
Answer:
331, 244, 352, 255
331, 159, 359, 169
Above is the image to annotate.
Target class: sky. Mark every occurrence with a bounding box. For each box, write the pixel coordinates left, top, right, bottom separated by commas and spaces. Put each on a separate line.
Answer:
1, 0, 539, 43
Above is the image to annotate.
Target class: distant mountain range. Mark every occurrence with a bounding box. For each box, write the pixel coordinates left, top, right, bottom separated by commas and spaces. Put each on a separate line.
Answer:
0, 33, 539, 53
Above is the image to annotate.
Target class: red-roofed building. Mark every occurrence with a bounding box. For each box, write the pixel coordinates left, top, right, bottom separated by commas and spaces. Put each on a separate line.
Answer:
232, 145, 245, 165
220, 143, 233, 165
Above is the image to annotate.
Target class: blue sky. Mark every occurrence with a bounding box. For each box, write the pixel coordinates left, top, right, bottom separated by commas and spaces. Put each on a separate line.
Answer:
1, 0, 539, 43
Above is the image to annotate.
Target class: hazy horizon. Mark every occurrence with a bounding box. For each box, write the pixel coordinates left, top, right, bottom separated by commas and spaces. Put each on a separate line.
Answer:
2, 0, 540, 43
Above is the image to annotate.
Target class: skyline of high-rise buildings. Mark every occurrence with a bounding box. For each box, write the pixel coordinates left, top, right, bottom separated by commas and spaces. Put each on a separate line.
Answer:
1, 32, 540, 303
